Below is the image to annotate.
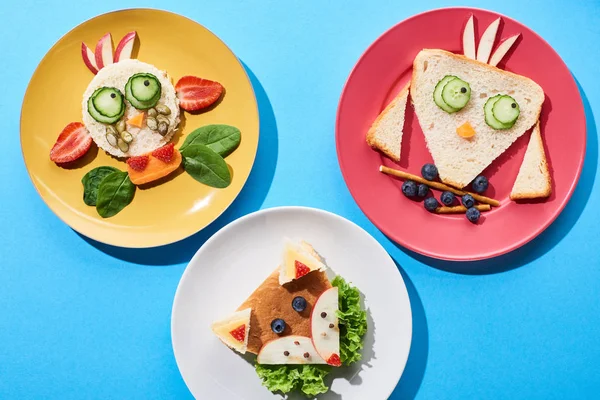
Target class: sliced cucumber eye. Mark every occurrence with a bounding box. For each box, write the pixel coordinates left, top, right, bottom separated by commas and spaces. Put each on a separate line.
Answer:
492, 95, 520, 124
433, 75, 471, 113
125, 73, 161, 109
88, 87, 125, 124
484, 95, 517, 130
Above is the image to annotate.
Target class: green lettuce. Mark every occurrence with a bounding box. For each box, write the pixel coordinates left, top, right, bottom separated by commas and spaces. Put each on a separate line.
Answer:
332, 276, 368, 365
255, 364, 330, 397
255, 275, 367, 396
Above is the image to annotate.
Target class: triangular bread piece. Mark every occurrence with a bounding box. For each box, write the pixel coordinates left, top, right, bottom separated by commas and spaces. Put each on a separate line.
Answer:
211, 308, 252, 354
279, 239, 327, 285
411, 49, 544, 188
237, 269, 331, 354
366, 82, 410, 162
510, 121, 551, 200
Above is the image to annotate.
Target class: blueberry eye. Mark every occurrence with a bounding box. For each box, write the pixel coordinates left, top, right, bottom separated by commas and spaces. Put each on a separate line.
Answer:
292, 296, 307, 312
271, 318, 286, 334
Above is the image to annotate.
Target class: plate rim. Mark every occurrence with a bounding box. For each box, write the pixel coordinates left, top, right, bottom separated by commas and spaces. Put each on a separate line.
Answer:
170, 205, 413, 399
335, 6, 586, 261
19, 7, 260, 248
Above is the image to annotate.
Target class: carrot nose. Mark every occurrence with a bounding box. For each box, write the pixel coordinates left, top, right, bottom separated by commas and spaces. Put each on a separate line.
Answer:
456, 122, 476, 138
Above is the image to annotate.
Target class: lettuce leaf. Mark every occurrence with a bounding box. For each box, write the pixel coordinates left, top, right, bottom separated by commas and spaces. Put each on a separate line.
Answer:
255, 364, 330, 397
332, 275, 368, 365
254, 275, 368, 396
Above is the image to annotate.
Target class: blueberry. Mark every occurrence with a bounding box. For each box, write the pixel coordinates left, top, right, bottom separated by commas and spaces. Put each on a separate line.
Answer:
472, 175, 489, 193
424, 197, 439, 212
402, 180, 417, 197
466, 207, 481, 223
292, 296, 307, 312
416, 184, 429, 198
421, 164, 439, 181
440, 191, 455, 206
271, 318, 286, 334
461, 194, 475, 208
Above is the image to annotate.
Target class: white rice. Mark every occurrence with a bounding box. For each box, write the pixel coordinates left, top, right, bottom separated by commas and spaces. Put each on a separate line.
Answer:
82, 59, 180, 157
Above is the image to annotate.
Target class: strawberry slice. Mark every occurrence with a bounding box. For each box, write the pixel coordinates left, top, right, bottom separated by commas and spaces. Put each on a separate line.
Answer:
175, 76, 224, 112
326, 354, 342, 367
295, 261, 310, 279
126, 155, 149, 172
229, 324, 246, 343
151, 143, 175, 163
50, 122, 92, 164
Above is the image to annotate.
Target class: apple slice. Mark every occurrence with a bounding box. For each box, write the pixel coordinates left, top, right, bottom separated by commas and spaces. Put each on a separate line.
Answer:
278, 239, 327, 285
211, 308, 252, 354
94, 33, 114, 70
476, 17, 501, 64
488, 34, 520, 67
257, 336, 326, 364
115, 31, 137, 62
310, 287, 341, 366
462, 15, 476, 60
81, 42, 99, 74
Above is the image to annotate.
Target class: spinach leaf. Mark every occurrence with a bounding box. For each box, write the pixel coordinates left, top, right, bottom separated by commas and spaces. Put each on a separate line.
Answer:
180, 124, 241, 157
95, 171, 136, 218
81, 166, 119, 206
181, 144, 231, 188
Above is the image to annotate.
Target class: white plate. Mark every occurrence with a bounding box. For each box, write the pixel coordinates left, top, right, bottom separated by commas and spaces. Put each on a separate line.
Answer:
171, 207, 412, 399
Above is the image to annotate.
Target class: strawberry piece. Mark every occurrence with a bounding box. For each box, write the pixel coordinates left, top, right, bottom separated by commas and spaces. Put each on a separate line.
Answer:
326, 353, 342, 367
152, 143, 175, 163
175, 76, 224, 112
295, 261, 310, 279
229, 324, 246, 343
50, 122, 92, 164
126, 155, 149, 172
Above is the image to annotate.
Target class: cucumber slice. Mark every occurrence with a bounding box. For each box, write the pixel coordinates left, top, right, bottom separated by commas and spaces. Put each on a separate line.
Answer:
433, 76, 460, 113
92, 87, 125, 118
87, 88, 124, 124
129, 73, 161, 102
484, 95, 515, 130
492, 95, 520, 124
125, 79, 160, 110
441, 78, 471, 110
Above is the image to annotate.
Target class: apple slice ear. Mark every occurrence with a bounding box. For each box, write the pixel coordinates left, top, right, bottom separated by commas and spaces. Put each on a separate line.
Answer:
488, 34, 520, 67
476, 17, 501, 64
94, 33, 114, 70
81, 42, 99, 74
462, 15, 476, 60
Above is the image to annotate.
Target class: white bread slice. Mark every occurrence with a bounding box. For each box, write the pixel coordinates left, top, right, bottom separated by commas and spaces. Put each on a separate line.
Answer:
279, 239, 327, 285
366, 82, 410, 162
411, 49, 544, 188
510, 121, 551, 200
211, 308, 252, 354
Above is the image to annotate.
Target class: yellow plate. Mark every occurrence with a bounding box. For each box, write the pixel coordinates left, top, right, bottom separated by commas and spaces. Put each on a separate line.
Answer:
21, 9, 259, 248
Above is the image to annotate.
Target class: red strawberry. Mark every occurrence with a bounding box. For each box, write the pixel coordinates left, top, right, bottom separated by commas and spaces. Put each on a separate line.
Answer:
151, 143, 175, 163
49, 122, 92, 164
295, 261, 310, 279
126, 155, 149, 172
229, 324, 246, 343
326, 354, 342, 367
175, 76, 224, 112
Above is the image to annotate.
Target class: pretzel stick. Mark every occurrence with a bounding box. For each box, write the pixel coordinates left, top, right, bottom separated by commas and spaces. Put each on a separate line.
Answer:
435, 204, 491, 214
379, 165, 500, 207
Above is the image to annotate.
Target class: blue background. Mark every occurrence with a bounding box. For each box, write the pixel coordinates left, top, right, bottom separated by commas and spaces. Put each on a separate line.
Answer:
2, 0, 599, 398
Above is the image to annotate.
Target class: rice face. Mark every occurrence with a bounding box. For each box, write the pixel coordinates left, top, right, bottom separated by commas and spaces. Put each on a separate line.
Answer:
82, 59, 180, 157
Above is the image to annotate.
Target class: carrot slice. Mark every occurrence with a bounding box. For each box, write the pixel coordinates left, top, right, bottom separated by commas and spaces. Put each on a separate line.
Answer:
127, 113, 145, 128
457, 122, 476, 138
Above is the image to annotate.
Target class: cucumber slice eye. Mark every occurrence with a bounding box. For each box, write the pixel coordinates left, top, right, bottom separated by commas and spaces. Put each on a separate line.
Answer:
87, 87, 125, 124
433, 76, 460, 113
433, 75, 471, 113
484, 95, 515, 130
441, 78, 471, 110
492, 95, 520, 124
125, 73, 161, 109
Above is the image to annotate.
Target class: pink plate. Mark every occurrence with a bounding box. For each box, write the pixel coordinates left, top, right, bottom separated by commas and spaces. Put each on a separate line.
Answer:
336, 7, 586, 261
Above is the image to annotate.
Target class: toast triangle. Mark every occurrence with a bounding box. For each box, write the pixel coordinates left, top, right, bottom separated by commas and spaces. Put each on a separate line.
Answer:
510, 121, 552, 200
411, 49, 544, 188
366, 82, 410, 162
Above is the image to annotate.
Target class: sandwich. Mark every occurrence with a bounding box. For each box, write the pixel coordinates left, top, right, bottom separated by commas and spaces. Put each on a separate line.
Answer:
510, 121, 552, 199
366, 82, 410, 162
211, 239, 368, 397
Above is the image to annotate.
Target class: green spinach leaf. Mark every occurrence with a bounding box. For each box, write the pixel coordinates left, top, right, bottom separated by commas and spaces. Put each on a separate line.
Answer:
181, 144, 231, 188
180, 124, 241, 157
81, 166, 119, 206
96, 171, 136, 218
